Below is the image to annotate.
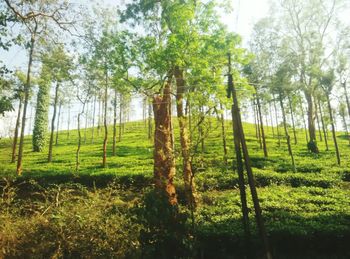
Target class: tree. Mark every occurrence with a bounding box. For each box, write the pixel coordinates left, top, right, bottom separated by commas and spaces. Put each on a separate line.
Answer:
32, 63, 51, 152
44, 45, 72, 163
4, 0, 75, 175
319, 69, 341, 165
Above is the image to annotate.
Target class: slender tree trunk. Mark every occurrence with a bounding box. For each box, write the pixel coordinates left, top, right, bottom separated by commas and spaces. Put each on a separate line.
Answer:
253, 99, 259, 139
11, 99, 22, 163
227, 61, 272, 259
102, 72, 108, 168
148, 100, 152, 140
83, 101, 89, 144
287, 96, 297, 145
318, 99, 329, 151
314, 100, 323, 141
269, 102, 275, 138
112, 88, 117, 156
219, 103, 228, 165
174, 67, 196, 206
300, 98, 309, 143
231, 96, 251, 258
55, 102, 62, 146
119, 93, 123, 142
67, 101, 71, 140
76, 104, 85, 172
153, 77, 177, 205
28, 105, 33, 135
326, 94, 340, 165
279, 92, 296, 172
91, 95, 96, 143
343, 82, 350, 120
256, 93, 268, 157
48, 82, 59, 163
273, 95, 281, 147
98, 92, 102, 137
16, 30, 36, 175
305, 92, 318, 152
340, 110, 350, 145
255, 101, 262, 149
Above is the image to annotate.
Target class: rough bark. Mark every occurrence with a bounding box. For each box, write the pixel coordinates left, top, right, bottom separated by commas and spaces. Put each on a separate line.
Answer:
11, 99, 22, 163
174, 67, 196, 206
48, 82, 59, 163
153, 78, 177, 205
91, 95, 96, 143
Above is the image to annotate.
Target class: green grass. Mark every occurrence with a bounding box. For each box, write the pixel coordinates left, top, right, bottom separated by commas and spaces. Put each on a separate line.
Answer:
1, 118, 350, 258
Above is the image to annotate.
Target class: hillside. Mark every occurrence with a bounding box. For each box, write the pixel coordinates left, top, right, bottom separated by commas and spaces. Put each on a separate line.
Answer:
1, 119, 350, 258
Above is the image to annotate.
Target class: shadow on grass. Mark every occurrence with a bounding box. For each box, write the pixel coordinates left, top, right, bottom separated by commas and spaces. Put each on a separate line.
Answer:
196, 210, 350, 259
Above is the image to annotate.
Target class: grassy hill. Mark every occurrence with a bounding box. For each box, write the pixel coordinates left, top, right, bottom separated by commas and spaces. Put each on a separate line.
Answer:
1, 119, 350, 258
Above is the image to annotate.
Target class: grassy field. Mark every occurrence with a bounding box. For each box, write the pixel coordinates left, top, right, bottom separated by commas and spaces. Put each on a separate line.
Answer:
1, 119, 350, 258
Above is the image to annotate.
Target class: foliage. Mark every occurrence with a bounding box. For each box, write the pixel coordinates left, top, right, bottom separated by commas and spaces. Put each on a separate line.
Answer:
32, 65, 51, 152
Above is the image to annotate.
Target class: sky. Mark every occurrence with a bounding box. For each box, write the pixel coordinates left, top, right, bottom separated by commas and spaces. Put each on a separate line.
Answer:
1, 0, 270, 71
0, 0, 271, 137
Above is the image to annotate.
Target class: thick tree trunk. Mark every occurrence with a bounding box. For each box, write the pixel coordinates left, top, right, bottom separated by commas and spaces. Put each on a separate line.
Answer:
112, 88, 117, 156
55, 102, 62, 146
48, 82, 59, 163
326, 95, 340, 165
11, 99, 22, 163
287, 96, 297, 145
279, 92, 296, 172
256, 93, 268, 157
174, 67, 196, 206
102, 73, 108, 168
16, 31, 36, 175
318, 100, 329, 151
153, 78, 177, 205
